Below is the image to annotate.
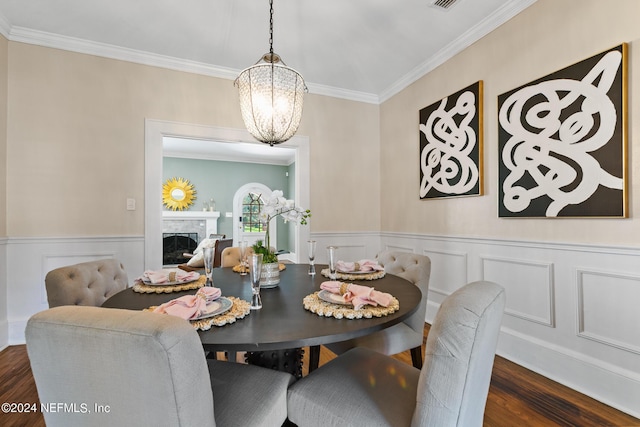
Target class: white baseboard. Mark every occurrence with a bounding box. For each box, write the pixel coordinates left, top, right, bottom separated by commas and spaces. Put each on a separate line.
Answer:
499, 327, 640, 419
0, 319, 8, 351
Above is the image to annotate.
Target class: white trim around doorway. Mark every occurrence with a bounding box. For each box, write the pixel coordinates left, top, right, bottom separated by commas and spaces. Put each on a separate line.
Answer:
144, 119, 310, 270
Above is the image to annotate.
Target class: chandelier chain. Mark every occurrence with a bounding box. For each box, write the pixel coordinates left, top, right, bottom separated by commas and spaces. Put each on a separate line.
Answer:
269, 0, 274, 56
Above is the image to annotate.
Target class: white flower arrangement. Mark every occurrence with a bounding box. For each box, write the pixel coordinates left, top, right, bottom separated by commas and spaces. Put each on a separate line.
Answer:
258, 190, 311, 226
253, 190, 311, 263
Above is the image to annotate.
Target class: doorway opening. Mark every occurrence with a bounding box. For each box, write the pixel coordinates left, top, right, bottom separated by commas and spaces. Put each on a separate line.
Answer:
144, 119, 310, 270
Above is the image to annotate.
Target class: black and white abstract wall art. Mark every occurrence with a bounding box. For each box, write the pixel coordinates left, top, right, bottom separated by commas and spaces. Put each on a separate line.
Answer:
419, 81, 483, 200
498, 44, 627, 218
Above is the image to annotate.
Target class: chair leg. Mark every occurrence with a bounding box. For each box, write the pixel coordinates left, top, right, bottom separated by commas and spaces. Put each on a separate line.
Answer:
410, 346, 423, 369
309, 345, 320, 373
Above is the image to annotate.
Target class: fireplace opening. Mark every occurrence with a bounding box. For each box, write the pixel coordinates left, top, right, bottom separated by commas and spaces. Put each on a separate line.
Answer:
163, 233, 199, 265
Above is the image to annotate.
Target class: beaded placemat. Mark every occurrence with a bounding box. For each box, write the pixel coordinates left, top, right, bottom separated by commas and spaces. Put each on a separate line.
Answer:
320, 268, 385, 281
303, 291, 399, 319
191, 297, 251, 330
133, 275, 206, 293
147, 296, 251, 331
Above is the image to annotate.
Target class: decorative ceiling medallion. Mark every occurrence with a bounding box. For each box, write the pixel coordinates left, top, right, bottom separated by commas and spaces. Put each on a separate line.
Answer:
162, 177, 196, 211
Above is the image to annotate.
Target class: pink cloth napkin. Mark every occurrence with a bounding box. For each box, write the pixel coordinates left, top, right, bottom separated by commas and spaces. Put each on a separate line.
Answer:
135, 269, 200, 285
320, 281, 393, 310
153, 287, 222, 320
336, 259, 384, 273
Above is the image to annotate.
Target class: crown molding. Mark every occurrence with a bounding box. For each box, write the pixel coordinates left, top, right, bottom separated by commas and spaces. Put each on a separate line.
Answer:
6, 25, 381, 104
305, 82, 380, 104
0, 12, 10, 39
1, 0, 536, 105
9, 26, 241, 80
379, 0, 537, 102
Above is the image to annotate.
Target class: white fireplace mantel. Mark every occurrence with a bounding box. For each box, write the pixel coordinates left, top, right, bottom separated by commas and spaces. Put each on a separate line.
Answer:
162, 211, 221, 237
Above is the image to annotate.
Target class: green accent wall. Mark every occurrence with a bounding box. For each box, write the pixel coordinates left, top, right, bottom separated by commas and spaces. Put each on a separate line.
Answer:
163, 157, 294, 252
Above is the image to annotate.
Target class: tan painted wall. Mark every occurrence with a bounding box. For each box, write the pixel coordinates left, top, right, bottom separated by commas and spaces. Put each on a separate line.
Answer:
380, 0, 640, 246
5, 42, 380, 236
0, 35, 7, 237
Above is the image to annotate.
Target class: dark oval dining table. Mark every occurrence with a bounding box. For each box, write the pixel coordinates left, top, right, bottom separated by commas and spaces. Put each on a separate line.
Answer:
102, 264, 421, 374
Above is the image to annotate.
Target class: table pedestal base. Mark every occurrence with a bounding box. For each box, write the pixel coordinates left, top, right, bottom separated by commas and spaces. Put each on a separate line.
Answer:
245, 348, 304, 379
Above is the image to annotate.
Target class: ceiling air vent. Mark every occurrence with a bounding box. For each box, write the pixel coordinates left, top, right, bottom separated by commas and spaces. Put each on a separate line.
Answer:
428, 0, 460, 10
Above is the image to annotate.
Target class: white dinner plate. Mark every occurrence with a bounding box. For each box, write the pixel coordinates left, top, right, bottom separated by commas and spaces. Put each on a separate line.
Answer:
192, 297, 233, 320
318, 290, 352, 306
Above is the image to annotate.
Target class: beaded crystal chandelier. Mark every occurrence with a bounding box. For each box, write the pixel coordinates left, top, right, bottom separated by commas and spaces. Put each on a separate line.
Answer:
234, 0, 307, 146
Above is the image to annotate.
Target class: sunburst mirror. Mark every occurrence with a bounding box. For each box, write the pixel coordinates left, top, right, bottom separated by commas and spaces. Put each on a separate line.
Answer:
162, 177, 196, 211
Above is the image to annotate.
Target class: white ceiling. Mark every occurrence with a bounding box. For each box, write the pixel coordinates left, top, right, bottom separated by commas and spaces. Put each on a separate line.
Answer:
0, 0, 535, 162
163, 137, 296, 165
0, 0, 536, 103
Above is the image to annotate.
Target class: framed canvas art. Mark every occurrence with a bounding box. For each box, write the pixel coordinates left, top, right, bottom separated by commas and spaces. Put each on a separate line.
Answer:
419, 81, 483, 199
498, 44, 628, 218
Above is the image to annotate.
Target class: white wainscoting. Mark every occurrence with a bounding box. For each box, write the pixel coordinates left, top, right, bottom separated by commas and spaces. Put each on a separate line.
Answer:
375, 232, 640, 419
4, 236, 145, 346
0, 238, 8, 352
2, 232, 639, 418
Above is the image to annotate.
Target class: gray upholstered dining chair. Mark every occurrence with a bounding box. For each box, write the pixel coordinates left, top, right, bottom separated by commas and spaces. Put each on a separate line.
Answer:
44, 258, 129, 308
26, 305, 295, 427
288, 280, 505, 427
324, 251, 431, 368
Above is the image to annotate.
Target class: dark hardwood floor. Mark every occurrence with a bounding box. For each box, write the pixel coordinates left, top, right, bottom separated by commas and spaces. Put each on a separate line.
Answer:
2, 325, 639, 427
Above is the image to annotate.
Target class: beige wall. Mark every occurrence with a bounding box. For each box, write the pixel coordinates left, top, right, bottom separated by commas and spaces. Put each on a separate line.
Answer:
0, 35, 7, 237
5, 42, 380, 237
300, 95, 381, 232
380, 0, 640, 246
14, 0, 637, 244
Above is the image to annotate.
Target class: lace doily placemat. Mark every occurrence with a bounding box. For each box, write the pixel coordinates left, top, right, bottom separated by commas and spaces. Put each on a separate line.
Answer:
303, 292, 399, 319
232, 263, 287, 274
146, 296, 251, 331
320, 268, 385, 281
133, 275, 206, 293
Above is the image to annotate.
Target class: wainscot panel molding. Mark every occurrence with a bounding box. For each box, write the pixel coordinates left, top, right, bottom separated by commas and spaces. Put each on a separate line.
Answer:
309, 232, 382, 265
381, 232, 640, 418
0, 237, 7, 351
5, 236, 145, 346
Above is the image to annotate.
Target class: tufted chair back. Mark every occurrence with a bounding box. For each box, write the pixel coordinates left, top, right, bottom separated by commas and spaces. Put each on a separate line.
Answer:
221, 246, 255, 268
45, 258, 129, 308
325, 250, 431, 368
376, 250, 431, 338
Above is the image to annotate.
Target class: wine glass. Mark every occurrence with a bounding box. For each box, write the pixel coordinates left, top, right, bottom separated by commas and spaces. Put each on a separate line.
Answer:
249, 253, 263, 310
307, 240, 317, 275
327, 246, 338, 280
203, 246, 214, 286
239, 240, 248, 275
